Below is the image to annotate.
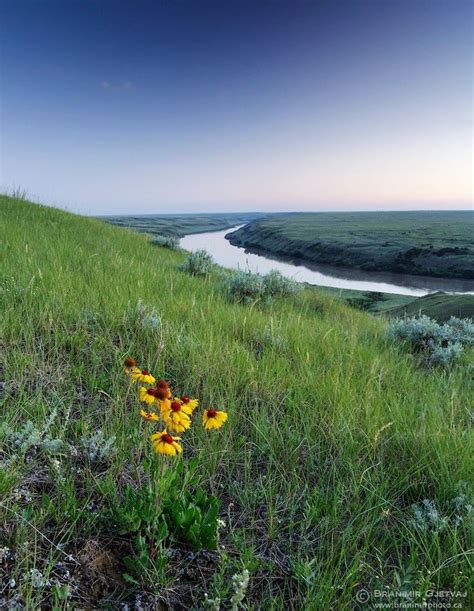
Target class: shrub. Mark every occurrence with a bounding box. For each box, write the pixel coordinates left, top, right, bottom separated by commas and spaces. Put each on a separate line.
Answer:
181, 249, 214, 276
151, 234, 179, 250
409, 489, 472, 533
1, 420, 63, 455
81, 430, 116, 463
124, 299, 161, 331
1, 405, 64, 455
262, 270, 301, 297
387, 315, 473, 368
223, 269, 300, 305
224, 270, 266, 305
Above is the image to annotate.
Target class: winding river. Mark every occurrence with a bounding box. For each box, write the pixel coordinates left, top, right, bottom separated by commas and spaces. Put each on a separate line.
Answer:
180, 226, 474, 297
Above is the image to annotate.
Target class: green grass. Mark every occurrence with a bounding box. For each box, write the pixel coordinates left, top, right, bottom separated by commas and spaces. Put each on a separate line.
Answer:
384, 292, 474, 322
227, 211, 474, 279
1, 195, 472, 609
101, 212, 264, 237
317, 286, 417, 314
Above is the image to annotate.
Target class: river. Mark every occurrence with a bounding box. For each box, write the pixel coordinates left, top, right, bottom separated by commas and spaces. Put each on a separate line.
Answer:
180, 226, 474, 297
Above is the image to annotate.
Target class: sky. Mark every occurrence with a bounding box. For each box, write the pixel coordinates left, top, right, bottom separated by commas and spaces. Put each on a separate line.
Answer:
0, 0, 472, 215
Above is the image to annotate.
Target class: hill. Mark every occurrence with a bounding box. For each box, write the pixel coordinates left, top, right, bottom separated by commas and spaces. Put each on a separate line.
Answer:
385, 292, 474, 322
101, 212, 265, 237
226, 211, 474, 279
0, 195, 471, 609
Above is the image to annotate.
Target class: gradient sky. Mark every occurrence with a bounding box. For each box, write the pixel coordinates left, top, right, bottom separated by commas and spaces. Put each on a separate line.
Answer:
0, 0, 472, 214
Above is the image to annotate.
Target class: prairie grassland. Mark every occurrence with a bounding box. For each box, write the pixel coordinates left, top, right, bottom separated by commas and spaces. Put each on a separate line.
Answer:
227, 211, 474, 279
0, 195, 472, 609
102, 212, 264, 237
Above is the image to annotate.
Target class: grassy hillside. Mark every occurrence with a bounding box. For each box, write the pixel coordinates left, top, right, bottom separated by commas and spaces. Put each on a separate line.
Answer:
226, 211, 474, 279
102, 212, 265, 237
385, 292, 474, 322
0, 196, 472, 609
318, 286, 417, 314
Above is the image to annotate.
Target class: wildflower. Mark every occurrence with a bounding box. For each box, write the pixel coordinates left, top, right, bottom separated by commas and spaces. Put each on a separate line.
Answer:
140, 409, 160, 422
161, 400, 192, 431
150, 430, 182, 456
155, 380, 172, 399
139, 386, 158, 405
124, 357, 136, 370
169, 397, 194, 416
202, 409, 228, 430
132, 368, 156, 385
180, 395, 199, 412
157, 397, 172, 414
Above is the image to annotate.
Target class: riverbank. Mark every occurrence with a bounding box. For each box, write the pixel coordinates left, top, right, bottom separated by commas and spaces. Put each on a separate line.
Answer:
226, 211, 474, 280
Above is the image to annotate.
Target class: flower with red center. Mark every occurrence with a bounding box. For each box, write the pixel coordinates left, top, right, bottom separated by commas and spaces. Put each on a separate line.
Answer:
162, 400, 191, 433
140, 409, 159, 421
154, 386, 171, 400
124, 357, 136, 368
180, 395, 199, 412
139, 386, 158, 405
202, 408, 228, 430
150, 430, 182, 456
131, 368, 156, 385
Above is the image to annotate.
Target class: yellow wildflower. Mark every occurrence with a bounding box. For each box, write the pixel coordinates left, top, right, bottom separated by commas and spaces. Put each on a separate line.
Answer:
179, 395, 199, 413
131, 368, 156, 385
202, 408, 228, 430
150, 430, 182, 456
161, 400, 191, 432
139, 386, 158, 405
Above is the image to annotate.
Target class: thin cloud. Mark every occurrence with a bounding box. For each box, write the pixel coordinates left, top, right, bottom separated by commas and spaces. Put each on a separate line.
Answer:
100, 80, 135, 92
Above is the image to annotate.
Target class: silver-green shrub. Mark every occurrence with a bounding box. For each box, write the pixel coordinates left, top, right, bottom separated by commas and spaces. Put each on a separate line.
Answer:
181, 249, 214, 276
263, 270, 300, 297
151, 234, 179, 250
224, 269, 301, 305
224, 270, 266, 304
387, 315, 473, 367
1, 420, 63, 454
81, 430, 116, 463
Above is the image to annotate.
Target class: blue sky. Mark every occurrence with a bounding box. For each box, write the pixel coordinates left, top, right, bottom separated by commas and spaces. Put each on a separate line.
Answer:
0, 0, 472, 214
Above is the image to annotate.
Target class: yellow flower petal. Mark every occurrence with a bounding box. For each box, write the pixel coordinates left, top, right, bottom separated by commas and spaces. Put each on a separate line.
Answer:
140, 409, 159, 421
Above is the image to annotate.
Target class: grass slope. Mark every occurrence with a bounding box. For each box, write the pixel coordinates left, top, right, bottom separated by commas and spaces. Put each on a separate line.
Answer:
385, 292, 474, 322
227, 211, 474, 279
0, 196, 472, 609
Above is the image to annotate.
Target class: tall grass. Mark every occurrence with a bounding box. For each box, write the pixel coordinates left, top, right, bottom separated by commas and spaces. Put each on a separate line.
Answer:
0, 195, 471, 609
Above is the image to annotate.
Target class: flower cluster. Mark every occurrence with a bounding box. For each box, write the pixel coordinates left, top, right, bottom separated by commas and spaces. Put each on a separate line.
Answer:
124, 357, 227, 456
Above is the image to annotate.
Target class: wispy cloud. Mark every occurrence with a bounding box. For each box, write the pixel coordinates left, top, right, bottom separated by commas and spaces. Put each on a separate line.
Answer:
100, 80, 135, 92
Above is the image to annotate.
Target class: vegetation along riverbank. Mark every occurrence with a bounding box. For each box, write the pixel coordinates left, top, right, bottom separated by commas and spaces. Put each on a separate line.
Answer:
226, 211, 474, 280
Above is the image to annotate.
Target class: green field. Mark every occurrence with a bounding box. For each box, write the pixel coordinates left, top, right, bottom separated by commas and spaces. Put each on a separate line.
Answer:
384, 292, 474, 322
318, 287, 474, 320
226, 211, 474, 279
1, 195, 472, 609
102, 212, 264, 238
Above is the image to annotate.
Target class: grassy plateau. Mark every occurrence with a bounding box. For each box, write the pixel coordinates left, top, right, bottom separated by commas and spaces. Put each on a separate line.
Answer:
0, 195, 472, 609
102, 213, 265, 238
226, 211, 474, 279
385, 293, 474, 323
